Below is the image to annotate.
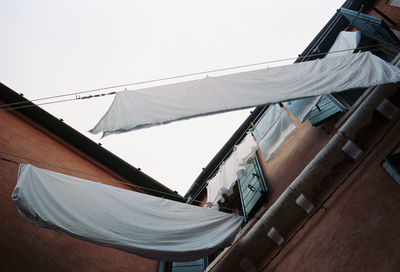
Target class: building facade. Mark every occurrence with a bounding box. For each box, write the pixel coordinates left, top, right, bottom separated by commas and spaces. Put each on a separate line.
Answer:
0, 83, 183, 272
184, 1, 400, 271
1, 1, 400, 272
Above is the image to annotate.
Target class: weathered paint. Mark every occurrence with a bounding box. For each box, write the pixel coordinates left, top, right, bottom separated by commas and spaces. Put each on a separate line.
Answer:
206, 1, 400, 270
208, 97, 400, 271
264, 119, 400, 272
205, 118, 334, 271
371, 0, 400, 30
257, 119, 332, 212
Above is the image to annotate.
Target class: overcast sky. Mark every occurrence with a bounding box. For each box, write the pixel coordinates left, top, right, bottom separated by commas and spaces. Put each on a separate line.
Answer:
0, 0, 344, 195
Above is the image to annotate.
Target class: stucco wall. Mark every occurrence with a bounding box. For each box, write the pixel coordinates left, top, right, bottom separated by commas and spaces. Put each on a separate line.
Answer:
264, 120, 400, 272
0, 108, 158, 271
257, 119, 332, 212
371, 0, 400, 30
205, 118, 334, 271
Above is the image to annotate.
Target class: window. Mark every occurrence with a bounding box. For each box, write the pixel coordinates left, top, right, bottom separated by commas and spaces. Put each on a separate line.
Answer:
340, 7, 400, 49
307, 9, 400, 127
307, 95, 347, 126
237, 156, 268, 222
158, 258, 208, 272
382, 148, 400, 186
171, 258, 208, 272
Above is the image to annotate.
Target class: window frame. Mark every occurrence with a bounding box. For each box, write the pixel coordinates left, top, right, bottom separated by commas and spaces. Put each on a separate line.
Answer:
237, 156, 268, 223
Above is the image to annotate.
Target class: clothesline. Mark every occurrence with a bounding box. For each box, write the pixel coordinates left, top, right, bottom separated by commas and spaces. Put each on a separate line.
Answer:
0, 151, 239, 212
0, 42, 392, 113
200, 30, 362, 205
3, 36, 398, 205
91, 50, 400, 137
188, 108, 268, 202
13, 164, 243, 261
188, 30, 362, 202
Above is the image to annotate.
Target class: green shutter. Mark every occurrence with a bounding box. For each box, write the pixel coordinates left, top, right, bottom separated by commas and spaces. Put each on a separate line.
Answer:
307, 95, 346, 126
171, 257, 208, 272
238, 157, 268, 222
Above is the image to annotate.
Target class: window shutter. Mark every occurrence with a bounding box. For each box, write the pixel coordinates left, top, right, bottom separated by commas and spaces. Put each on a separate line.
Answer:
171, 257, 208, 272
238, 157, 268, 222
307, 95, 346, 126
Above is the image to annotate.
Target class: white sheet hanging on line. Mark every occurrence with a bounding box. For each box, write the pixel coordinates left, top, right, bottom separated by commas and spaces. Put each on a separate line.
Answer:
206, 151, 246, 206
285, 97, 322, 123
206, 133, 257, 206
254, 31, 362, 162
326, 31, 361, 58
252, 104, 283, 142
90, 52, 400, 137
258, 109, 297, 162
284, 31, 361, 123
235, 132, 258, 166
206, 170, 223, 205
12, 164, 242, 262
219, 153, 242, 198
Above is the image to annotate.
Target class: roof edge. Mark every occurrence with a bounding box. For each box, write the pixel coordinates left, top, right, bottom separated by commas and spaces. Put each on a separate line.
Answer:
184, 0, 367, 201
0, 82, 184, 202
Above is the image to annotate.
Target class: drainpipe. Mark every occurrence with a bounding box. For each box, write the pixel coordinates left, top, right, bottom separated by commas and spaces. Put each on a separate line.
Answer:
212, 56, 400, 272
